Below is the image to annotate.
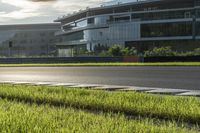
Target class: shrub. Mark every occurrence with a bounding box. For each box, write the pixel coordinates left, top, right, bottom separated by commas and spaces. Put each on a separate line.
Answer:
107, 45, 137, 57
194, 48, 200, 56
94, 44, 109, 54
144, 47, 176, 57
122, 47, 137, 56
108, 45, 123, 56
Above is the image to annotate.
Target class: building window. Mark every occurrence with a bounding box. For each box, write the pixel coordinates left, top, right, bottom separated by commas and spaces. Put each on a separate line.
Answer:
87, 18, 95, 24
196, 9, 200, 18
62, 31, 84, 42
99, 32, 103, 37
141, 22, 193, 37
184, 12, 191, 18
40, 33, 46, 37
114, 16, 130, 22
196, 22, 200, 36
195, 0, 200, 6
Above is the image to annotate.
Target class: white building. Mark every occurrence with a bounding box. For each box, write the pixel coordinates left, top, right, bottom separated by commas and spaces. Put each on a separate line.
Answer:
55, 0, 200, 57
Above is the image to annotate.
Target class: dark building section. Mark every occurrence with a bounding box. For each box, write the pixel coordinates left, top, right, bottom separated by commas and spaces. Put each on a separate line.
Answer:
0, 23, 60, 57
141, 22, 193, 37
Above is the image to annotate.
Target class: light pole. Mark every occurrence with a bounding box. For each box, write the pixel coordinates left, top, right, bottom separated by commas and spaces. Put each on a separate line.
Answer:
9, 41, 13, 57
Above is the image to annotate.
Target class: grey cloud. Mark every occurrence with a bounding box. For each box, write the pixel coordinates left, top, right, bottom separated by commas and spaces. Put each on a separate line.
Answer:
28, 0, 57, 2
0, 2, 21, 13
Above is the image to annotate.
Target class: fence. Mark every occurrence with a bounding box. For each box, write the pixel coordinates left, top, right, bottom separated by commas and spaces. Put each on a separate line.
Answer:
1, 56, 199, 64
144, 56, 200, 62
0, 57, 124, 64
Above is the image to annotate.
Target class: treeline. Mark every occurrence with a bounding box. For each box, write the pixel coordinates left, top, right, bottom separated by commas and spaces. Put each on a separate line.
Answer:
93, 45, 200, 57
144, 47, 200, 57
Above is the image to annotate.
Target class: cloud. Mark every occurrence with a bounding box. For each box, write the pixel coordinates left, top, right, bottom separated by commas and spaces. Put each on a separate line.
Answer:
0, 0, 109, 24
0, 0, 52, 21
53, 0, 108, 13
29, 0, 57, 2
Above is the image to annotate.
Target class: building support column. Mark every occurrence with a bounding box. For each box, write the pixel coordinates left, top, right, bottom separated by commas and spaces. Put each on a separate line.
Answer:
192, 15, 196, 40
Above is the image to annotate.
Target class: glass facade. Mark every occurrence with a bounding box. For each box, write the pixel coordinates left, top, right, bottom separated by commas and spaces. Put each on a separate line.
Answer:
87, 18, 95, 24
61, 31, 84, 42
132, 10, 194, 21
95, 16, 109, 25
57, 44, 87, 57
196, 22, 200, 35
141, 22, 193, 37
195, 0, 200, 6
196, 8, 200, 17
62, 20, 87, 31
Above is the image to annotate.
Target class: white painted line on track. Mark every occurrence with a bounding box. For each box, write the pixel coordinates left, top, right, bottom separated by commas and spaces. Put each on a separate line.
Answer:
10, 81, 34, 84
146, 89, 189, 95
48, 83, 79, 86
118, 87, 156, 92
70, 84, 103, 88
177, 91, 200, 97
31, 82, 55, 85
94, 85, 130, 91
0, 81, 199, 97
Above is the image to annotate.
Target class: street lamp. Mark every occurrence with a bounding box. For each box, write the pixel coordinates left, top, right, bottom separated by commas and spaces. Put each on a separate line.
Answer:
8, 41, 13, 57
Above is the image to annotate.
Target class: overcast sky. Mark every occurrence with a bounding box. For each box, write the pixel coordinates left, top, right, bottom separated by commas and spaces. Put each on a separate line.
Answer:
0, 0, 140, 25
0, 0, 112, 25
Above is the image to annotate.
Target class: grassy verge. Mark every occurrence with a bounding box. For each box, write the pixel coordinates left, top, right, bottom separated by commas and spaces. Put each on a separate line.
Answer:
0, 84, 200, 125
0, 99, 196, 133
0, 62, 200, 67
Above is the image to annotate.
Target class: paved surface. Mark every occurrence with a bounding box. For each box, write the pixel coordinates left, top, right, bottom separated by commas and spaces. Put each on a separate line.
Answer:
0, 66, 200, 90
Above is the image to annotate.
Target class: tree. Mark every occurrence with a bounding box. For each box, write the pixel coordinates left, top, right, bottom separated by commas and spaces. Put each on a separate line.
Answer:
108, 45, 123, 56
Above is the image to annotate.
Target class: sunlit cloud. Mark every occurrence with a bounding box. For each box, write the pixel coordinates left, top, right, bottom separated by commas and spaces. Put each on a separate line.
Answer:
29, 0, 56, 2
0, 0, 39, 20
53, 0, 108, 13
0, 0, 111, 24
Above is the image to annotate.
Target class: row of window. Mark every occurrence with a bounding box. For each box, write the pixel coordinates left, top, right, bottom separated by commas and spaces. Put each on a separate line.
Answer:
76, 10, 199, 30
61, 22, 199, 43
196, 22, 200, 35
141, 22, 193, 37
86, 0, 194, 17
14, 32, 55, 38
132, 10, 194, 21
4, 39, 55, 45
196, 9, 200, 18
61, 31, 84, 42
63, 8, 200, 32
195, 0, 200, 6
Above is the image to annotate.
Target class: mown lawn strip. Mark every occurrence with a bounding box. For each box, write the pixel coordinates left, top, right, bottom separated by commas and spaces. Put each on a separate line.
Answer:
0, 99, 197, 133
0, 84, 200, 125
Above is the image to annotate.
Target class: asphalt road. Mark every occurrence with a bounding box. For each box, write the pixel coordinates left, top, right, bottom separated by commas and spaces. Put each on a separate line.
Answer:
0, 67, 200, 90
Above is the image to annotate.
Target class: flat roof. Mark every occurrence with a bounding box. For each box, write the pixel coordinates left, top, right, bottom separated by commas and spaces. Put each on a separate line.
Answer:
0, 23, 61, 31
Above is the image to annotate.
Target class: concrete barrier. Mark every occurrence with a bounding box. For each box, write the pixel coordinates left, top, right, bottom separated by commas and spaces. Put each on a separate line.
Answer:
0, 57, 124, 64
144, 56, 200, 62
123, 56, 141, 62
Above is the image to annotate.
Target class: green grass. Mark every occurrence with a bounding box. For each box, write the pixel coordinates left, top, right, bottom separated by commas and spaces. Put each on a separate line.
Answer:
0, 99, 196, 133
0, 62, 200, 67
0, 84, 200, 125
